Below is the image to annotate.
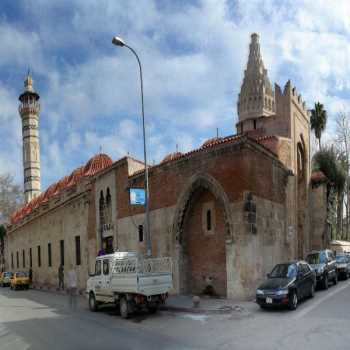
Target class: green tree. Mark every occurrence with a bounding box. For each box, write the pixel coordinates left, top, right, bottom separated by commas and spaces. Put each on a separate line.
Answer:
313, 147, 346, 239
310, 102, 327, 150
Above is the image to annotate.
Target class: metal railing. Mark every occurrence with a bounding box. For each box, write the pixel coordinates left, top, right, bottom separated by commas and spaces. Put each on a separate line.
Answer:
112, 257, 172, 275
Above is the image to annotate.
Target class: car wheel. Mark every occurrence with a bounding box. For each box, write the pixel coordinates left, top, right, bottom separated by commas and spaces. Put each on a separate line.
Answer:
89, 293, 98, 312
309, 283, 315, 298
323, 275, 329, 290
334, 274, 338, 285
120, 297, 130, 319
289, 291, 298, 310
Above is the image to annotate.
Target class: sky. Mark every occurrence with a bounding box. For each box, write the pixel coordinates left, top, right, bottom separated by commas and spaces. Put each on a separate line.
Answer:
1, 0, 350, 190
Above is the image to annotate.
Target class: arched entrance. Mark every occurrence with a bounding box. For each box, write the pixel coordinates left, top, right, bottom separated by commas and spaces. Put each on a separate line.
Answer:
172, 174, 233, 297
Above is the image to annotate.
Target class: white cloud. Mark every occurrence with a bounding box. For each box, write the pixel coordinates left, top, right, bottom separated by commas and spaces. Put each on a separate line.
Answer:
2, 0, 350, 190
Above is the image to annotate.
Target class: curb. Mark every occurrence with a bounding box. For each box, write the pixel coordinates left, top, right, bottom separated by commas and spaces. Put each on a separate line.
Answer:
31, 285, 85, 296
160, 305, 237, 315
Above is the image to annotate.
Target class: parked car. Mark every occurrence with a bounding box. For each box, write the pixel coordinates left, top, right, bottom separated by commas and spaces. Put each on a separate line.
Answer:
10, 272, 30, 290
0, 272, 13, 287
256, 261, 316, 310
336, 254, 350, 280
305, 250, 338, 289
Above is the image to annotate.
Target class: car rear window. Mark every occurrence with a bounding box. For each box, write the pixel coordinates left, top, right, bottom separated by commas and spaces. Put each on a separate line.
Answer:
4, 272, 12, 277
306, 253, 319, 264
16, 272, 27, 277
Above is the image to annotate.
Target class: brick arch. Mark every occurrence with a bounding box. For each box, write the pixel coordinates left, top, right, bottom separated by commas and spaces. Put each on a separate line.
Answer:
172, 173, 234, 245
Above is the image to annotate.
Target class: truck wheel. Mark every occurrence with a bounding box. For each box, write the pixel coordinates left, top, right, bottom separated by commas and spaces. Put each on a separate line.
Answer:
89, 293, 98, 312
120, 297, 130, 319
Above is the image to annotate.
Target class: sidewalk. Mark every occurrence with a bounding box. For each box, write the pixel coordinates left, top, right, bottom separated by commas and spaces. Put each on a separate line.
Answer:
161, 294, 257, 315
31, 284, 86, 296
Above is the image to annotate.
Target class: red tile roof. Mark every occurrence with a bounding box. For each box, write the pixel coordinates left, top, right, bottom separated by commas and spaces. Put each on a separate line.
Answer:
161, 152, 183, 164
130, 133, 284, 179
10, 153, 113, 225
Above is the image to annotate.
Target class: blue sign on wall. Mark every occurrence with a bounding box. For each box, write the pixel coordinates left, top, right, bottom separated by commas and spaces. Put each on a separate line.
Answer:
129, 188, 146, 205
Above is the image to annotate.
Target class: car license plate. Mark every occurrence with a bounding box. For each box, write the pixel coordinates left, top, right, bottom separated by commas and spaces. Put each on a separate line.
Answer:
266, 297, 273, 304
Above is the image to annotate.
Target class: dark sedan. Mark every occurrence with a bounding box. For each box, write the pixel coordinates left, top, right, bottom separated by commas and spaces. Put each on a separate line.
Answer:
256, 261, 316, 310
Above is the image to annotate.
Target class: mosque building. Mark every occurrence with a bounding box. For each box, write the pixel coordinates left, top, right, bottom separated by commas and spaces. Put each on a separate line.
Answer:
6, 34, 329, 298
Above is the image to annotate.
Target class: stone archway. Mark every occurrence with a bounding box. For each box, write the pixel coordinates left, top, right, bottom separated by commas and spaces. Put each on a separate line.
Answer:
172, 173, 234, 296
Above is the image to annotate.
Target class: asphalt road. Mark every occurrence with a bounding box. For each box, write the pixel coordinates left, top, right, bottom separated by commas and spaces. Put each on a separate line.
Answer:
0, 280, 350, 350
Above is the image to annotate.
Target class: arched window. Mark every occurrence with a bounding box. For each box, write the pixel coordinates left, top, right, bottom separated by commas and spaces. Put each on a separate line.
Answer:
206, 210, 212, 231
99, 191, 105, 229
105, 187, 112, 227
297, 142, 305, 182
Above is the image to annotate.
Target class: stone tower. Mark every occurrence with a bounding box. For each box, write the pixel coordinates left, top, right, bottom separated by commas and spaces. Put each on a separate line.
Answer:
18, 73, 41, 203
237, 33, 275, 123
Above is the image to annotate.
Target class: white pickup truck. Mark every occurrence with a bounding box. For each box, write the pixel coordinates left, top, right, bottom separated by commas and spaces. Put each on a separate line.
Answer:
86, 252, 173, 318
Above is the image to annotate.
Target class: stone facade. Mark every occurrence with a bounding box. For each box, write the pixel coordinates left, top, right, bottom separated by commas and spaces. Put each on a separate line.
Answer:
6, 33, 327, 299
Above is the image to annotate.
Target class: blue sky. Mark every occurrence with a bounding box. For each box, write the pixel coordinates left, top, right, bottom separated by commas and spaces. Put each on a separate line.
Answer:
1, 0, 350, 190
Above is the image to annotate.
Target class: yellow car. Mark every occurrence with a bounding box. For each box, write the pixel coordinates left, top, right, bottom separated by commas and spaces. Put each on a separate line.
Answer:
10, 272, 30, 290
0, 272, 13, 287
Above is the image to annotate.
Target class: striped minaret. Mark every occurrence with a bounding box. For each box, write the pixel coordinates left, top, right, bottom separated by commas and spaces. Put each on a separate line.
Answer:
18, 73, 41, 203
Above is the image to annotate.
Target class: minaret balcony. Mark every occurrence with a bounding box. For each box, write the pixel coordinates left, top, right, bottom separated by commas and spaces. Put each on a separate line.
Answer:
19, 101, 40, 115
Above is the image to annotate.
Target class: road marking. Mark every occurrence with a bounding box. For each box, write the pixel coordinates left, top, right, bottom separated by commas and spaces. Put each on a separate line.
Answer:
293, 280, 350, 320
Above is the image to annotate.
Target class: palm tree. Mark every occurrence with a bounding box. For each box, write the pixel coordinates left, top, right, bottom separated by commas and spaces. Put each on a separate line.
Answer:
310, 102, 327, 150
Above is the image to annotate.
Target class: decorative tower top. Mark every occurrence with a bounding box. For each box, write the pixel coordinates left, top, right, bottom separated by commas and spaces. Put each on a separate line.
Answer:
19, 73, 41, 203
237, 33, 275, 121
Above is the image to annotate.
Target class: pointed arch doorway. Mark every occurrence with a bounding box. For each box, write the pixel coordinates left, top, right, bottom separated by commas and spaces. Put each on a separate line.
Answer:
173, 174, 233, 297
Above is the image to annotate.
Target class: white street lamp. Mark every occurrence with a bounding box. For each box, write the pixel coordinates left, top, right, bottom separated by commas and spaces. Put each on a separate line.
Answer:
112, 36, 152, 257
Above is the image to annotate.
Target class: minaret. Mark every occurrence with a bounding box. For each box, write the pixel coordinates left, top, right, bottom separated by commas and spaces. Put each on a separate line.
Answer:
237, 33, 275, 122
18, 73, 41, 203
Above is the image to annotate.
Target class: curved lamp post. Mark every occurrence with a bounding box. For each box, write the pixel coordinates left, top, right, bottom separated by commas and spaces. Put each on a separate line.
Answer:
112, 36, 152, 257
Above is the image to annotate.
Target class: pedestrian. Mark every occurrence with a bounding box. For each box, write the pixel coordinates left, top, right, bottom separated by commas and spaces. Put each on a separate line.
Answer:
58, 264, 64, 290
67, 263, 78, 311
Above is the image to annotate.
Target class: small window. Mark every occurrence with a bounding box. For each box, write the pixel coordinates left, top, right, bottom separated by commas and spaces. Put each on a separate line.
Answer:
48, 243, 52, 267
138, 225, 144, 242
11, 253, 14, 269
103, 259, 109, 275
95, 260, 102, 275
75, 236, 81, 266
60, 240, 64, 266
206, 210, 212, 231
29, 248, 32, 268
37, 246, 41, 267
22, 249, 25, 268
16, 251, 19, 268
253, 120, 257, 129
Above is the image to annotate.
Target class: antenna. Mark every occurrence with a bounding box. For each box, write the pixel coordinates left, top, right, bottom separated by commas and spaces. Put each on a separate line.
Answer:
176, 143, 179, 153
99, 145, 102, 154
216, 128, 219, 138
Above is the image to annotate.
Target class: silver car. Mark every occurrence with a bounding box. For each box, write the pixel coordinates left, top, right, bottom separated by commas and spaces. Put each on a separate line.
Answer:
336, 255, 350, 280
